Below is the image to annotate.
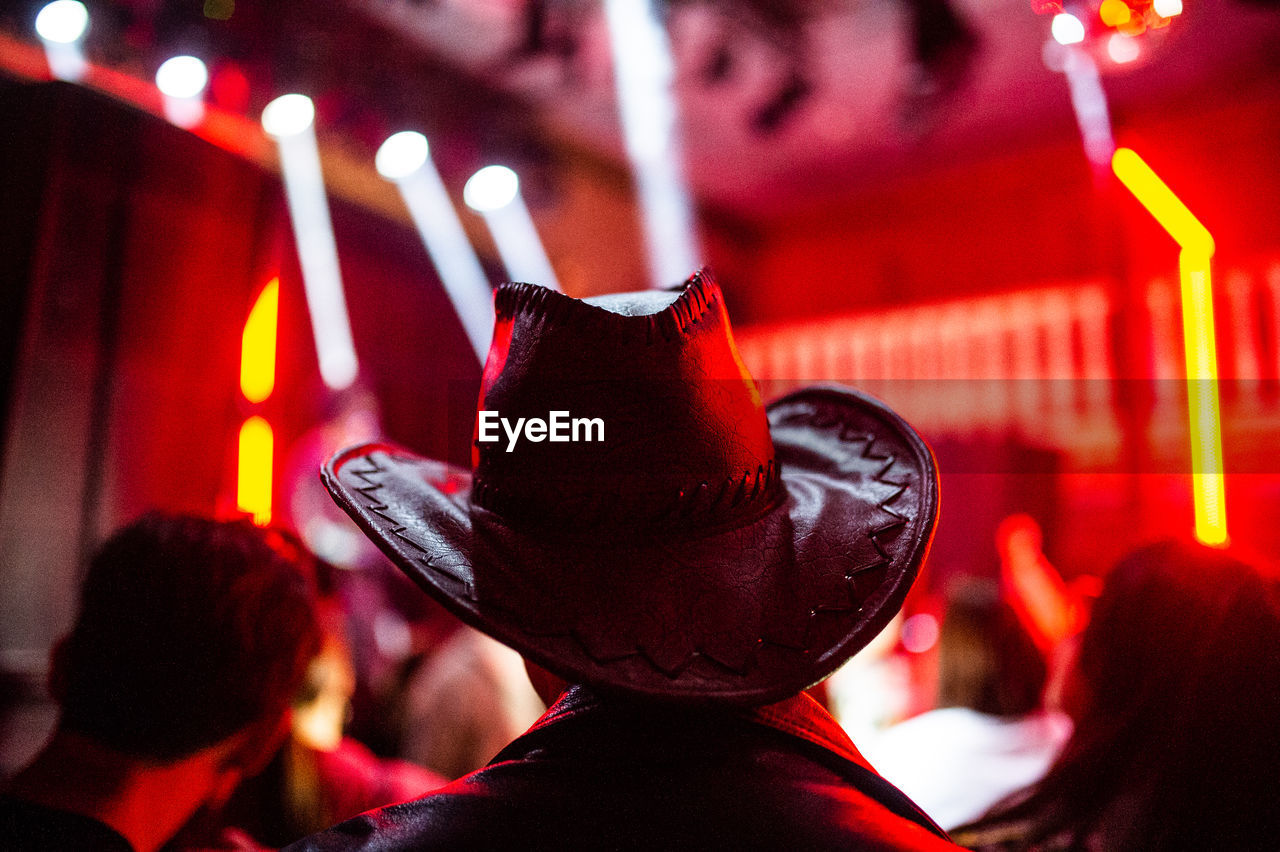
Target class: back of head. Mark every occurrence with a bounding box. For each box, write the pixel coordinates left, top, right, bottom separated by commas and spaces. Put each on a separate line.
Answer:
322, 274, 941, 707
937, 578, 1047, 717
1077, 540, 1276, 725
958, 539, 1280, 850
1076, 541, 1280, 839
58, 513, 325, 761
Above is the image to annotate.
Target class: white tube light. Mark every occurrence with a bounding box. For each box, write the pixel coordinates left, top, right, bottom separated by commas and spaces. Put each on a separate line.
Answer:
377, 132, 495, 364
603, 0, 701, 289
156, 55, 208, 128
35, 0, 88, 82
464, 166, 560, 293
262, 94, 360, 391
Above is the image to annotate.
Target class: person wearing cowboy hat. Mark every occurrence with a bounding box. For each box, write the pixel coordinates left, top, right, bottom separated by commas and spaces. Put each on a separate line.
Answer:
288, 271, 957, 850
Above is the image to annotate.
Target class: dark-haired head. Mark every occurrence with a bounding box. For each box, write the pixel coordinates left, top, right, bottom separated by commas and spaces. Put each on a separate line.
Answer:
937, 578, 1047, 718
56, 513, 325, 762
955, 539, 1280, 851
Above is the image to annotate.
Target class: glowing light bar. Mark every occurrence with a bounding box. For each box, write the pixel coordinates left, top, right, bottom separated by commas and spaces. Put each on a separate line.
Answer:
464, 166, 561, 292
1153, 0, 1183, 16
35, 0, 87, 43
1051, 12, 1086, 45
376, 132, 494, 363
463, 165, 519, 212
1112, 148, 1213, 254
1113, 147, 1227, 546
155, 55, 207, 98
155, 55, 208, 128
603, 0, 701, 289
1179, 254, 1227, 546
262, 94, 315, 137
1062, 48, 1115, 166
262, 94, 359, 391
237, 415, 274, 526
35, 0, 88, 81
241, 278, 279, 404
375, 131, 429, 181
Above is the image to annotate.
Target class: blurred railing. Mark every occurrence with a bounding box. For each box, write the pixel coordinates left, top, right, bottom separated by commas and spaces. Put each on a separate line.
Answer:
736, 256, 1280, 470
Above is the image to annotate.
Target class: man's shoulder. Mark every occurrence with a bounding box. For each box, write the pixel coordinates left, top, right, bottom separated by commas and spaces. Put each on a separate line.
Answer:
287, 774, 956, 852
0, 794, 135, 852
287, 690, 958, 851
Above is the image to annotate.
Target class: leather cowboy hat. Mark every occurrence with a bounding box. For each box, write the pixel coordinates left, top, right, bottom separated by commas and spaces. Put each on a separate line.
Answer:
323, 270, 938, 705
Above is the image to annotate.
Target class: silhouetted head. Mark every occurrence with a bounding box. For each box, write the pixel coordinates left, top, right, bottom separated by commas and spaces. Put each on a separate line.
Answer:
1073, 540, 1278, 729
956, 539, 1280, 851
56, 513, 325, 761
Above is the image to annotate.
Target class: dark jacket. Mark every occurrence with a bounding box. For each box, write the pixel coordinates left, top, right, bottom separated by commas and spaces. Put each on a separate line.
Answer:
287, 685, 957, 851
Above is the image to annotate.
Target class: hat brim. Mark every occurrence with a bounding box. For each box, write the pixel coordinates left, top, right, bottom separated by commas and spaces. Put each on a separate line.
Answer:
322, 386, 938, 705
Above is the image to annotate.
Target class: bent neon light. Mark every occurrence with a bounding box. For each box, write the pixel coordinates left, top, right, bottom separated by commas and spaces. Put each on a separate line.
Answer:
1112, 147, 1226, 546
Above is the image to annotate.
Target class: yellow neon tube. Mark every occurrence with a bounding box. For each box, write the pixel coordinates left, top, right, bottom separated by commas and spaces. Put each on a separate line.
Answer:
1112, 147, 1227, 546
240, 277, 279, 404
237, 415, 274, 526
1112, 149, 1214, 255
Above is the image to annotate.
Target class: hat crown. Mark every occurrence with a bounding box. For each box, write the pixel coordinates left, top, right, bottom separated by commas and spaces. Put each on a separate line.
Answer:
324, 271, 939, 704
471, 271, 780, 534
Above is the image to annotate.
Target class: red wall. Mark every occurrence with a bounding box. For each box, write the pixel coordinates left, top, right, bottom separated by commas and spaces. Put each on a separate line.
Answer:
707, 78, 1280, 328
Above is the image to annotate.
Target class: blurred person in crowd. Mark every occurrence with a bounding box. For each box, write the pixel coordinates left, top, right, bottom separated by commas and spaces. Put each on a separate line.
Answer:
289, 273, 958, 849
865, 578, 1071, 829
218, 558, 444, 847
953, 539, 1280, 851
0, 513, 324, 852
398, 624, 544, 781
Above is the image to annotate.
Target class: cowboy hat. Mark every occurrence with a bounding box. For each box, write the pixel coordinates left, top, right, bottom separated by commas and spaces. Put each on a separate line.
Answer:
323, 270, 938, 705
